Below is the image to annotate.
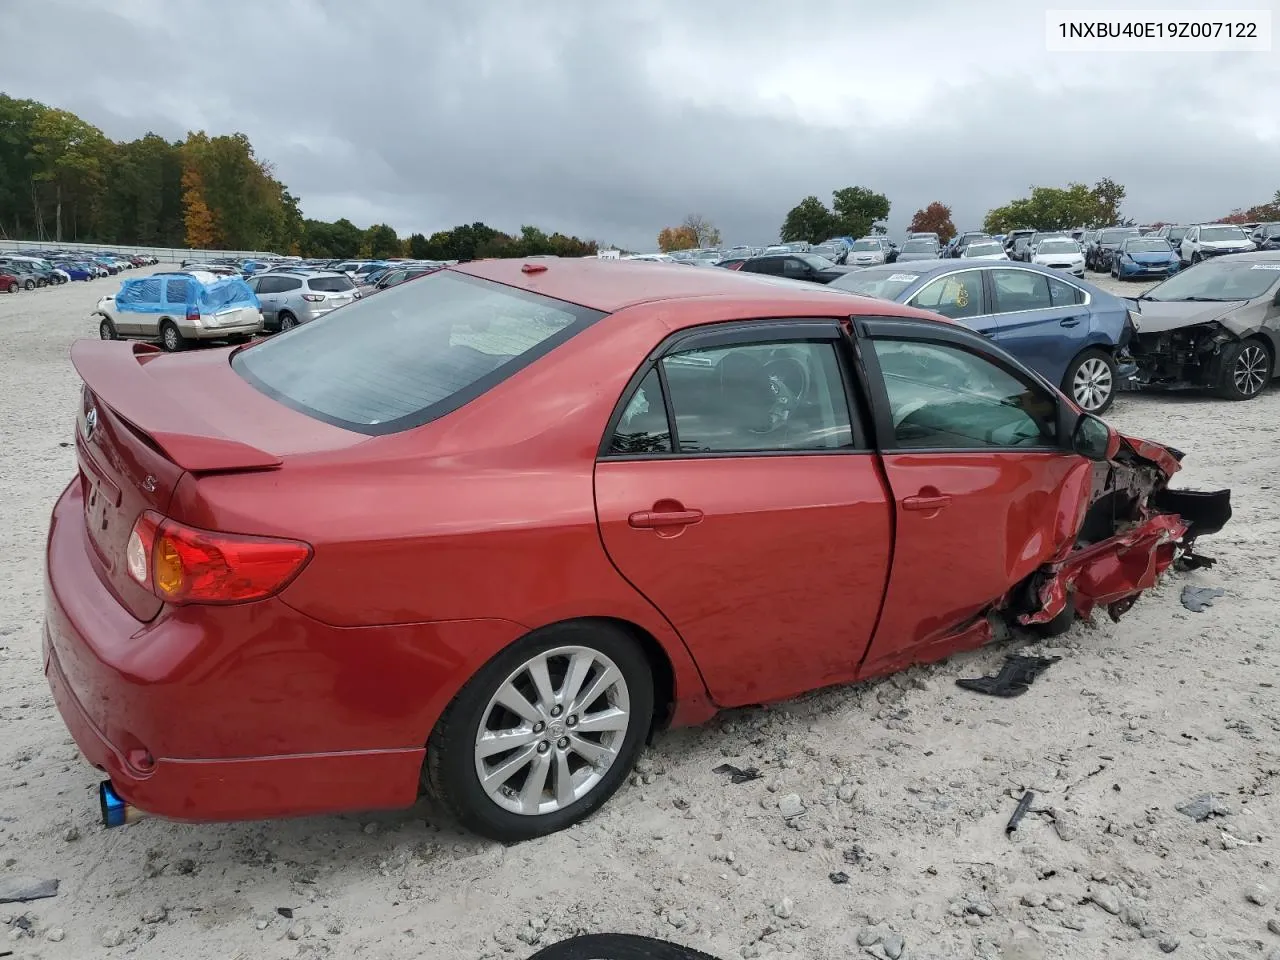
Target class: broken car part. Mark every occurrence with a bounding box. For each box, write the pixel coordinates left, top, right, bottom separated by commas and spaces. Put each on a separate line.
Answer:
1006, 790, 1036, 835
957, 655, 1061, 698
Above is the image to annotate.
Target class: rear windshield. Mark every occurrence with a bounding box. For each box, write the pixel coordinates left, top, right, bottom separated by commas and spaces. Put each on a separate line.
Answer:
307, 275, 355, 292
233, 271, 604, 434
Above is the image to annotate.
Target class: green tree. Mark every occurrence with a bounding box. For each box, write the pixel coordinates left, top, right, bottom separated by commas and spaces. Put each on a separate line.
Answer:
780, 196, 835, 243
27, 108, 110, 241
831, 186, 891, 238
984, 180, 1129, 234
407, 232, 431, 258
364, 223, 401, 258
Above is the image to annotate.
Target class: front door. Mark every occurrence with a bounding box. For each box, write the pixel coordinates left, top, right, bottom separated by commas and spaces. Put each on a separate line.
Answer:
594, 324, 893, 707
905, 269, 998, 338
852, 320, 1088, 678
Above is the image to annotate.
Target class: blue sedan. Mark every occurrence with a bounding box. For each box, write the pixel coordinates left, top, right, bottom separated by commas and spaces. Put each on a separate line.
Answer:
826, 259, 1136, 413
1111, 237, 1181, 281
54, 261, 95, 281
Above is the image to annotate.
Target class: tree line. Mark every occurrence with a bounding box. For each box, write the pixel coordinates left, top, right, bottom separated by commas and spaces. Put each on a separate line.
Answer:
0, 94, 601, 258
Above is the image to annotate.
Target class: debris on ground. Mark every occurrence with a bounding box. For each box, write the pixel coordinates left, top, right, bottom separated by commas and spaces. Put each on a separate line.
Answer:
1005, 790, 1035, 835
956, 654, 1061, 697
1175, 793, 1232, 822
1180, 585, 1225, 612
828, 871, 849, 884
711, 763, 762, 784
0, 876, 58, 903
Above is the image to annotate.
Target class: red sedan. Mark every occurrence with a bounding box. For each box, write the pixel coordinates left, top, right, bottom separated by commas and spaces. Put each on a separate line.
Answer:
45, 259, 1229, 841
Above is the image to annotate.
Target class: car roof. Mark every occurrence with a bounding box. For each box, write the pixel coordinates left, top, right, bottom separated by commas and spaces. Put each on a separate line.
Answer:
1213, 250, 1280, 263
452, 257, 941, 319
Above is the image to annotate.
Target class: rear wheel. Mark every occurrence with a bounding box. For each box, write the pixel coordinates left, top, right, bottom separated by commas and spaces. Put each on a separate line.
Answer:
426, 621, 653, 842
98, 318, 117, 340
1215, 338, 1271, 401
1063, 349, 1117, 415
278, 312, 298, 331
160, 321, 186, 352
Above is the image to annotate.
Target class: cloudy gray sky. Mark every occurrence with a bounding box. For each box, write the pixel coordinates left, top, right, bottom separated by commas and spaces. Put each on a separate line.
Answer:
7, 0, 1280, 249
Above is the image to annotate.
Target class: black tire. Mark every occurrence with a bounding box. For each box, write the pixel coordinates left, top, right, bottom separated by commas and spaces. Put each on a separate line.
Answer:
1062, 348, 1118, 415
160, 321, 186, 352
98, 317, 117, 341
5, 282, 15, 294
1215, 338, 1271, 401
1191, 251, 1202, 264
425, 621, 654, 842
23, 278, 34, 290
278, 312, 298, 331
1032, 589, 1076, 638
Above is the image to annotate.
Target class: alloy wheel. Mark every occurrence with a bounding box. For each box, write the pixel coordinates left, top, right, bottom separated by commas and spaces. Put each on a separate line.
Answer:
1072, 357, 1113, 412
1234, 344, 1268, 397
474, 645, 631, 816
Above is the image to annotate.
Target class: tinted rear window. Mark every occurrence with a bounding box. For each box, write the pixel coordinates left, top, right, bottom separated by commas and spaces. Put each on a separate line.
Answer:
307, 275, 355, 292
233, 271, 605, 435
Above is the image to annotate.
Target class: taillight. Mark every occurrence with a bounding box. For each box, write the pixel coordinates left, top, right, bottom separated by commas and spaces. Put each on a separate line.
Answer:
186, 305, 200, 322
301, 293, 325, 302
126, 510, 311, 605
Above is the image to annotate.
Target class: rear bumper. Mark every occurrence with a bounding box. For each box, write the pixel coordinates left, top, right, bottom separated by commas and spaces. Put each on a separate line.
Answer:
43, 480, 426, 823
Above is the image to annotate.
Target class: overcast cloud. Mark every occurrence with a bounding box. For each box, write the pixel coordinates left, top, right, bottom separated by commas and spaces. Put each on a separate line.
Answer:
6, 0, 1279, 249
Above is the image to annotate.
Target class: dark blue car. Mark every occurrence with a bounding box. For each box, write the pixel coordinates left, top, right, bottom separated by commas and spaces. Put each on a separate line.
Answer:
827, 259, 1135, 413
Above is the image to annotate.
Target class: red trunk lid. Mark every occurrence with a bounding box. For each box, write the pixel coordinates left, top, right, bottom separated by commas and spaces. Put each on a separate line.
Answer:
69, 340, 366, 621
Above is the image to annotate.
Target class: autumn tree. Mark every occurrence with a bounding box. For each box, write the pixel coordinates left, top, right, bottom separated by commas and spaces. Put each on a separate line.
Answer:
180, 163, 216, 248
363, 223, 401, 258
780, 196, 836, 243
681, 213, 721, 248
1218, 189, 1280, 224
657, 225, 698, 252
908, 202, 957, 243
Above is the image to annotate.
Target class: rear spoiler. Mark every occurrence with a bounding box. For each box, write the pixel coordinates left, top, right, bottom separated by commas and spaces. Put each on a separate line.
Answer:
70, 340, 282, 473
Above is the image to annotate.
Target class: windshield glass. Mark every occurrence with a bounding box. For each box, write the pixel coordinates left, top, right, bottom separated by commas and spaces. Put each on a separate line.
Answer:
1142, 261, 1280, 302
901, 240, 936, 252
850, 240, 881, 251
234, 271, 605, 434
1100, 229, 1139, 243
1037, 240, 1079, 254
800, 254, 836, 269
1166, 227, 1188, 242
1125, 240, 1172, 253
826, 267, 921, 300
1200, 226, 1248, 242
963, 243, 1003, 256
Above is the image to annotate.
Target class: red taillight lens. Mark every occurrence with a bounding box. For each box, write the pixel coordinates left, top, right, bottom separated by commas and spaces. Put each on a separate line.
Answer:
127, 511, 311, 605
186, 305, 200, 322
301, 293, 325, 302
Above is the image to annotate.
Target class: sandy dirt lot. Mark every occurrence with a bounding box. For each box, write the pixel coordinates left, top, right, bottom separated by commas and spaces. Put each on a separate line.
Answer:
1, 269, 1277, 960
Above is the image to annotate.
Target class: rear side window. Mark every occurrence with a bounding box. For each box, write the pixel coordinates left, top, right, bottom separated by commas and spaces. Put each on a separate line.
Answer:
165, 279, 191, 304
277, 277, 302, 291
307, 275, 354, 292
233, 271, 604, 434
1047, 276, 1084, 307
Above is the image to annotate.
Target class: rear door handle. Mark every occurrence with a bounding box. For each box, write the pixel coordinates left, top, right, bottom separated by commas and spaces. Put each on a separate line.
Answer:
902, 494, 952, 512
629, 509, 704, 529
1060, 316, 1081, 327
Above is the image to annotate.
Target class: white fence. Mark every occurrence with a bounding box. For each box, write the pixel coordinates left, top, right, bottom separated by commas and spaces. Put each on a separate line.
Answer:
0, 239, 279, 263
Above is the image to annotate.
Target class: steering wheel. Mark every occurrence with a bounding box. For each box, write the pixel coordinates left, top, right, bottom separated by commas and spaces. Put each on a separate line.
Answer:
752, 357, 807, 434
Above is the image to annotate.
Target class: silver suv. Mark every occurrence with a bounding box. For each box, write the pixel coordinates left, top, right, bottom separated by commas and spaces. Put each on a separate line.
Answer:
247, 270, 360, 332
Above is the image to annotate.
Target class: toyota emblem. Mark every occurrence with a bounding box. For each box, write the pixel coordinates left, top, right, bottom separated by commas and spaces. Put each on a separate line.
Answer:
82, 407, 98, 440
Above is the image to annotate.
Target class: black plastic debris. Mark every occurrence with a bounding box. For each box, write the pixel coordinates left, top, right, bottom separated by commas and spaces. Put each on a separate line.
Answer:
276, 907, 294, 919
527, 933, 724, 960
956, 654, 1061, 698
1006, 790, 1035, 836
1180, 585, 1224, 613
712, 763, 762, 784
0, 876, 58, 904
829, 871, 850, 884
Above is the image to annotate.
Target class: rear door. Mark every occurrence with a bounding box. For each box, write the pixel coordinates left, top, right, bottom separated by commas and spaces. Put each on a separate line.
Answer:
985, 267, 1088, 385
905, 268, 998, 337
594, 321, 893, 707
850, 317, 1087, 677
255, 275, 282, 325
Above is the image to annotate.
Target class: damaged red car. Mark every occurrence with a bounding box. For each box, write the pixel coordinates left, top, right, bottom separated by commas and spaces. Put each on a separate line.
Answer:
44, 259, 1230, 841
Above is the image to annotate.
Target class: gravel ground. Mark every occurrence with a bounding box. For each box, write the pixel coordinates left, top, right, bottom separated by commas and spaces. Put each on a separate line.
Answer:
1, 270, 1278, 960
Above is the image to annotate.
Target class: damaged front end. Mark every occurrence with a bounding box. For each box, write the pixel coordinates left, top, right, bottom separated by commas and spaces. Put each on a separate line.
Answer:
1129, 320, 1238, 390
1016, 435, 1231, 627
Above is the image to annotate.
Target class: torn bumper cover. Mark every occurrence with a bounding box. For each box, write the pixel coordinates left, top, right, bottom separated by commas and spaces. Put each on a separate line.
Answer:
1019, 434, 1231, 627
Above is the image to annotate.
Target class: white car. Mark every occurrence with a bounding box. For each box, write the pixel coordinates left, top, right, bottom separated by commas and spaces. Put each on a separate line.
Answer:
1180, 224, 1256, 264
1030, 237, 1086, 277
959, 240, 1009, 261
847, 237, 890, 266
